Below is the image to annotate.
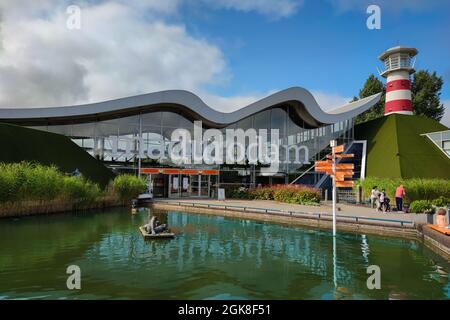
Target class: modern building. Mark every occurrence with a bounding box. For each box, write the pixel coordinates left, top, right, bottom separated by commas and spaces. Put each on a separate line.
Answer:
0, 87, 381, 197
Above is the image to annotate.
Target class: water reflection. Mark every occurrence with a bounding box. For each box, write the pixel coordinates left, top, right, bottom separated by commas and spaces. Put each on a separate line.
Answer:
0, 208, 448, 300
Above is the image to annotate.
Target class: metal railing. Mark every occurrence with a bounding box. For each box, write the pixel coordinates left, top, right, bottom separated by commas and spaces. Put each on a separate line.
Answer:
154, 200, 415, 228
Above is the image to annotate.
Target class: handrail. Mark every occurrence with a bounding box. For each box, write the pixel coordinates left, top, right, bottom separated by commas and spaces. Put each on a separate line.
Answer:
289, 152, 329, 185
289, 140, 356, 186
155, 200, 414, 227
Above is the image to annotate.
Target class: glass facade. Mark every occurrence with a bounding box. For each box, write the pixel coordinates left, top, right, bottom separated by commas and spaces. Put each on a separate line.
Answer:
28, 105, 354, 187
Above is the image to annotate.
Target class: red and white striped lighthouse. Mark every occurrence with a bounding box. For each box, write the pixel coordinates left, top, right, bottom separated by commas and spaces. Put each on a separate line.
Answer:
379, 46, 418, 116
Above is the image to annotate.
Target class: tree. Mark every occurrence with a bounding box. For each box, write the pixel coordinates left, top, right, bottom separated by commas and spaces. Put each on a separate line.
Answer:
354, 74, 385, 124
354, 70, 445, 124
411, 70, 445, 121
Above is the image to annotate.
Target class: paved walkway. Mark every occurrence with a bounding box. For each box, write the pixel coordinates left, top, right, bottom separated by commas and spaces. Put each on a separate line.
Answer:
155, 198, 427, 225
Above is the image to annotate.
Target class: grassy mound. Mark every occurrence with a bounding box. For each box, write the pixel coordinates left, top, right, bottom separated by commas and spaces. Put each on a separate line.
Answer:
0, 122, 114, 187
354, 114, 450, 179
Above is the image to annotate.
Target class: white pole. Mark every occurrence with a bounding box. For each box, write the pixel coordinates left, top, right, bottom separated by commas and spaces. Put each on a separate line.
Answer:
330, 139, 337, 290
138, 113, 142, 178
333, 234, 337, 289
331, 141, 337, 237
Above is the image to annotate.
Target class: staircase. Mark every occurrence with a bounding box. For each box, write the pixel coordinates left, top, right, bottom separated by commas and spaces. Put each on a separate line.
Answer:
291, 140, 367, 202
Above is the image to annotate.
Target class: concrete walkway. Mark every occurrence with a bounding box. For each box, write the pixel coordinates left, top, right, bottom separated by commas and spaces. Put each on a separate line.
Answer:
154, 198, 428, 225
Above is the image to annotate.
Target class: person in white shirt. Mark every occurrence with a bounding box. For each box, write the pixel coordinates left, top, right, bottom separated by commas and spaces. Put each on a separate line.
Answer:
370, 186, 379, 209
379, 189, 386, 212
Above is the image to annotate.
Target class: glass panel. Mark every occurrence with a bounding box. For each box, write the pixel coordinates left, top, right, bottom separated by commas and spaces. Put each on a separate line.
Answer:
253, 110, 270, 129
190, 175, 200, 196
200, 175, 209, 197
169, 174, 180, 198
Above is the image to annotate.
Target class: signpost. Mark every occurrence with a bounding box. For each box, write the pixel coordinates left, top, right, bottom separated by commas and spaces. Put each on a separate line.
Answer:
314, 141, 355, 237
315, 141, 355, 292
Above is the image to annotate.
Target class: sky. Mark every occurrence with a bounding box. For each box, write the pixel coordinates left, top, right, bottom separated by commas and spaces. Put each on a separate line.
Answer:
0, 0, 449, 125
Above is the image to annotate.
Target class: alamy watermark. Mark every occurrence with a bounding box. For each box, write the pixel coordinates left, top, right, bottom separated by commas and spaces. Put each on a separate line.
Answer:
366, 5, 381, 30
66, 265, 81, 290
366, 265, 381, 289
66, 5, 81, 30
103, 121, 311, 175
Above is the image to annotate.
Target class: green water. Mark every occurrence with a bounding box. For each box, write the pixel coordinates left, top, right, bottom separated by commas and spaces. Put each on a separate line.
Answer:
0, 208, 448, 300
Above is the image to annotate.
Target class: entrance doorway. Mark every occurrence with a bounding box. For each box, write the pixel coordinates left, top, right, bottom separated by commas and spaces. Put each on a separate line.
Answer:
140, 168, 219, 199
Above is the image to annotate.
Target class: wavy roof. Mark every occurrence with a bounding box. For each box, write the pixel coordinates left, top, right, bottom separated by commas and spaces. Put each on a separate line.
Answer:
0, 87, 381, 128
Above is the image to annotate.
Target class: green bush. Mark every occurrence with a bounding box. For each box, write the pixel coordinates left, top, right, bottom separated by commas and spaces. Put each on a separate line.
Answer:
356, 177, 450, 202
112, 174, 147, 201
250, 187, 275, 200
231, 187, 251, 199
62, 176, 101, 203
248, 185, 320, 205
431, 196, 450, 208
409, 200, 434, 214
0, 162, 102, 204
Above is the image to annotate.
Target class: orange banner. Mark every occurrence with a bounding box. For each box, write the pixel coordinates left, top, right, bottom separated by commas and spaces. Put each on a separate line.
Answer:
140, 168, 163, 174
140, 168, 219, 175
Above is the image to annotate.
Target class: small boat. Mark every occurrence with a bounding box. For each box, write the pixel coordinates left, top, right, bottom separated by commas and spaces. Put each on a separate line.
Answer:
139, 226, 175, 239
136, 193, 153, 206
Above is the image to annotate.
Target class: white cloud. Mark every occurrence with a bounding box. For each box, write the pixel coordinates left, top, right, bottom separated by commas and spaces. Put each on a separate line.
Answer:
199, 89, 350, 113
0, 1, 225, 107
0, 0, 345, 113
441, 100, 450, 128
310, 90, 351, 111
200, 90, 275, 112
200, 0, 304, 19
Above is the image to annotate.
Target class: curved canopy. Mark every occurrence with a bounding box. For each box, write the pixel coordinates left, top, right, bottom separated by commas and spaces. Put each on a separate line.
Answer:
0, 87, 381, 128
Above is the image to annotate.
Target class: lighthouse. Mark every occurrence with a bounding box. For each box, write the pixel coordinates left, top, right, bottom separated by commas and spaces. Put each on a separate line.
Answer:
379, 46, 418, 116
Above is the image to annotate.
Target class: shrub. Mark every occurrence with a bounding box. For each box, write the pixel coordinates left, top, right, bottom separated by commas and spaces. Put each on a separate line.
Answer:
409, 200, 434, 214
0, 162, 102, 204
250, 187, 275, 200
62, 176, 101, 203
247, 185, 320, 205
356, 177, 450, 202
431, 196, 450, 208
112, 174, 147, 201
231, 187, 251, 199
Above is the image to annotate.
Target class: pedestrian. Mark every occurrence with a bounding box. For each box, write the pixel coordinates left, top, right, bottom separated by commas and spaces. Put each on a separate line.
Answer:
395, 184, 406, 212
370, 186, 378, 209
379, 189, 386, 213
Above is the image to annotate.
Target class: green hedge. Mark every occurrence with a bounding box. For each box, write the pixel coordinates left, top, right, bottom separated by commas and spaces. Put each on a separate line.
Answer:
111, 174, 147, 201
409, 200, 435, 214
355, 177, 450, 202
431, 196, 450, 208
227, 185, 321, 205
0, 162, 101, 203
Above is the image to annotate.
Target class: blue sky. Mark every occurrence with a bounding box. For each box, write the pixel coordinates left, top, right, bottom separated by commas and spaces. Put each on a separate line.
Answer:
0, 0, 449, 124
184, 1, 450, 101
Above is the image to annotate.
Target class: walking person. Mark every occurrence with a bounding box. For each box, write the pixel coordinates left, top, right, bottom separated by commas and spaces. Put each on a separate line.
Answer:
379, 189, 386, 213
395, 184, 406, 212
370, 186, 378, 209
